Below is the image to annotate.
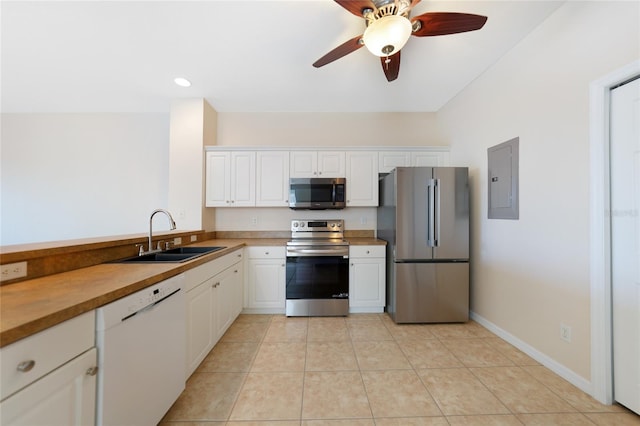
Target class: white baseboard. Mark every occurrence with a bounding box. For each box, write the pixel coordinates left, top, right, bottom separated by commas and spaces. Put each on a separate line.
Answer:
470, 311, 593, 396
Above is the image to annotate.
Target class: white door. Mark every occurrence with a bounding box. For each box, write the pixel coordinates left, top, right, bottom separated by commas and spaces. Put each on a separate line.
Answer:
611, 76, 640, 415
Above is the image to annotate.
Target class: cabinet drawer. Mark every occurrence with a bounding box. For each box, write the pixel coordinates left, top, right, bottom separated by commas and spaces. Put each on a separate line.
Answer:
184, 249, 244, 291
0, 311, 95, 400
349, 245, 385, 258
246, 246, 286, 259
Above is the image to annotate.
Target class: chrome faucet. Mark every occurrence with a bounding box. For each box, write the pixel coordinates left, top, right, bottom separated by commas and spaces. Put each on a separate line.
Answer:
142, 209, 177, 255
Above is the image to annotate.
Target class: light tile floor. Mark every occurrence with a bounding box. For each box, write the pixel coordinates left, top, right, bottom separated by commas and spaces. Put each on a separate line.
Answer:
160, 314, 640, 426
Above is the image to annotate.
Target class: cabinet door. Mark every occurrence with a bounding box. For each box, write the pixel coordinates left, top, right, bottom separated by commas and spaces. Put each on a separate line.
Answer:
0, 348, 97, 426
346, 151, 378, 206
290, 151, 318, 177
317, 151, 346, 177
214, 265, 243, 340
379, 151, 411, 173
411, 151, 450, 167
349, 258, 385, 309
247, 259, 286, 309
256, 151, 290, 206
186, 279, 215, 377
205, 152, 231, 207
230, 151, 256, 206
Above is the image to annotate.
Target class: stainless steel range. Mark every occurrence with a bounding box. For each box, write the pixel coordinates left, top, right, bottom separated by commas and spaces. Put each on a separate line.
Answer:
285, 219, 349, 316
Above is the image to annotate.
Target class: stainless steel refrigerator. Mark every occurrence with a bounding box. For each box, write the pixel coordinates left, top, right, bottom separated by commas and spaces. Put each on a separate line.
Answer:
377, 167, 469, 323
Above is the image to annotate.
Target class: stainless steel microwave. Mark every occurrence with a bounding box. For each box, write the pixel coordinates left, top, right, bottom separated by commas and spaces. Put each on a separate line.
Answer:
289, 178, 346, 210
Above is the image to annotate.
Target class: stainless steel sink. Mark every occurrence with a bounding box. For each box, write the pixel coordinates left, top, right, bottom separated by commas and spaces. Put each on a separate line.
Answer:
116, 246, 226, 263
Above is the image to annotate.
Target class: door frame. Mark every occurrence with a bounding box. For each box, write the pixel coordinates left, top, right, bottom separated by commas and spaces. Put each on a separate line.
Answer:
589, 59, 640, 404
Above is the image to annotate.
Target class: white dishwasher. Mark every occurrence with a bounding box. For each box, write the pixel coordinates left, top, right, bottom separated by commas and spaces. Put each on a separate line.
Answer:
95, 274, 186, 426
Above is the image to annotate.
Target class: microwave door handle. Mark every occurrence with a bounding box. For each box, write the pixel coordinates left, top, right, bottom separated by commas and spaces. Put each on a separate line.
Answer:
332, 183, 336, 205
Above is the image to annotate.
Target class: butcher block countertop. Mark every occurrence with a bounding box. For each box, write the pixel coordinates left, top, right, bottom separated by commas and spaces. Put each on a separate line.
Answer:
0, 237, 385, 348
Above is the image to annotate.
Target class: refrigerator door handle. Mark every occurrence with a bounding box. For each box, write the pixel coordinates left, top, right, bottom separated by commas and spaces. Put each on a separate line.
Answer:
427, 179, 437, 247
434, 178, 440, 247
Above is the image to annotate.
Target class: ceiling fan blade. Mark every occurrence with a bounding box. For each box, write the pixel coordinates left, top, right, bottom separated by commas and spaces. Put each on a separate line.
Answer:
334, 0, 375, 17
380, 51, 401, 82
411, 12, 487, 37
313, 35, 364, 68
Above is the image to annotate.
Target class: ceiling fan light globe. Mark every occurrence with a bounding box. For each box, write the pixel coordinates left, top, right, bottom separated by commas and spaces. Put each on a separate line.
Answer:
363, 15, 412, 57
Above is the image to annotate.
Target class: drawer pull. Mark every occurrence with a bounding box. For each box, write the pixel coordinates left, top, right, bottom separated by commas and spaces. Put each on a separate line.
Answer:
17, 360, 35, 372
86, 366, 99, 376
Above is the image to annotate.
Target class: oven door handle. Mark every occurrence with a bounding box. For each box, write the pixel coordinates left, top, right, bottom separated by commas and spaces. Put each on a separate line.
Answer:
287, 247, 349, 257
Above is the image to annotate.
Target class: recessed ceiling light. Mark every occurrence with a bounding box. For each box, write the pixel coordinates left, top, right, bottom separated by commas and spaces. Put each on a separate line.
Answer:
174, 77, 191, 87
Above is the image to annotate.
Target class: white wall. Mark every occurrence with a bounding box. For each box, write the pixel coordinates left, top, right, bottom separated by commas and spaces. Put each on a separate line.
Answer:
168, 99, 217, 232
438, 1, 639, 383
0, 113, 169, 245
217, 112, 445, 147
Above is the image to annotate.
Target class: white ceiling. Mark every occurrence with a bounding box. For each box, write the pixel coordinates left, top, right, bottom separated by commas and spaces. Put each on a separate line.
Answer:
1, 0, 564, 114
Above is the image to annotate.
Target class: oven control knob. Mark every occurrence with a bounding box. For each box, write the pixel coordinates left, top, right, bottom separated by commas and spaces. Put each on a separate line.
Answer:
300, 223, 305, 227
293, 222, 299, 228
330, 223, 336, 228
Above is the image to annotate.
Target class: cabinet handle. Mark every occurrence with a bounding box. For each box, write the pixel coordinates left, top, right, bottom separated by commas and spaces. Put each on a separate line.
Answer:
265, 251, 269, 255
366, 250, 370, 254
17, 360, 35, 372
214, 282, 220, 288
86, 366, 99, 376
351, 263, 354, 266
281, 264, 285, 267
237, 254, 242, 258
234, 270, 238, 273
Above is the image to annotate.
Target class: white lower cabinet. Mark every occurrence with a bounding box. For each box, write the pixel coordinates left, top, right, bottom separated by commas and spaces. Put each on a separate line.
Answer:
0, 311, 97, 426
245, 246, 286, 313
349, 245, 386, 313
185, 250, 244, 377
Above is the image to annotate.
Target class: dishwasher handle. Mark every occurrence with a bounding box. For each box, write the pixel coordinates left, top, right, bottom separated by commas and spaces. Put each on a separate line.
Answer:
121, 288, 181, 322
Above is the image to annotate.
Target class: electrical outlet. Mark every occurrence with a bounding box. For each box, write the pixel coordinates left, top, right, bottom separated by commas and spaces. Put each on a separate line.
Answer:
173, 237, 182, 245
560, 323, 572, 342
190, 235, 197, 242
1, 261, 28, 281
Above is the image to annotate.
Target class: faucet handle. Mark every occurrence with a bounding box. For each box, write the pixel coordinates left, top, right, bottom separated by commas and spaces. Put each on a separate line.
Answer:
136, 244, 145, 256
157, 240, 172, 251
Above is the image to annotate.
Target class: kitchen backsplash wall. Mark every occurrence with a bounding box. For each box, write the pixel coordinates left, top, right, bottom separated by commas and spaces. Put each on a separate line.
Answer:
214, 207, 377, 233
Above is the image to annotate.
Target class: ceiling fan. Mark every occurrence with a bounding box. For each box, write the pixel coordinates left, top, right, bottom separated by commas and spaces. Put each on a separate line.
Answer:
313, 0, 488, 82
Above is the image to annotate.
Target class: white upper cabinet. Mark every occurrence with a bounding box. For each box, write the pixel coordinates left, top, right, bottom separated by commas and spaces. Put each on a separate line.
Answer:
411, 151, 450, 167
379, 150, 450, 173
290, 151, 345, 178
379, 151, 411, 173
205, 151, 256, 207
345, 151, 378, 207
256, 151, 290, 207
